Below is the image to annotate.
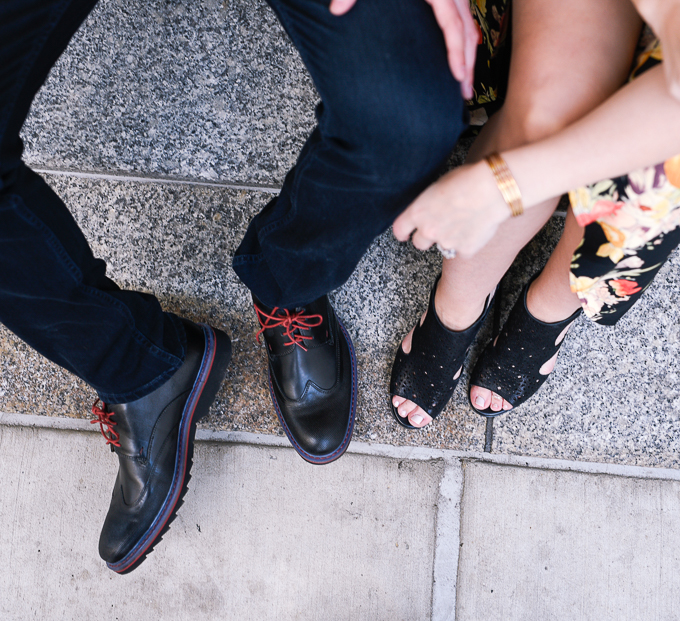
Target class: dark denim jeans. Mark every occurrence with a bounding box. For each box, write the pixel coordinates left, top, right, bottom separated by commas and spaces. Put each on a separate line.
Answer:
0, 0, 187, 403
0, 0, 466, 402
234, 0, 466, 308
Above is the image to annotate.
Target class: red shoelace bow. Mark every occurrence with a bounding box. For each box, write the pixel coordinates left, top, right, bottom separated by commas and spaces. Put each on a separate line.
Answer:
254, 305, 323, 351
91, 399, 121, 448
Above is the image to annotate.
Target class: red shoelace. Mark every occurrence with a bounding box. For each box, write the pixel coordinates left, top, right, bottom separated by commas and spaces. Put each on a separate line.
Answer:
255, 305, 323, 351
91, 399, 121, 448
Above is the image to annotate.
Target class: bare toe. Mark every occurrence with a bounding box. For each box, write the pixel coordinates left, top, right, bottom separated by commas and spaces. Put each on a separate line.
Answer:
408, 406, 433, 428
396, 399, 417, 419
490, 391, 505, 412
393, 397, 433, 428
470, 385, 512, 412
470, 385, 492, 410
392, 395, 406, 409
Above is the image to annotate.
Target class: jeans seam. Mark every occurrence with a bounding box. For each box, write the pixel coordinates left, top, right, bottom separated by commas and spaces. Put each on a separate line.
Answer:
258, 141, 325, 239
232, 252, 264, 265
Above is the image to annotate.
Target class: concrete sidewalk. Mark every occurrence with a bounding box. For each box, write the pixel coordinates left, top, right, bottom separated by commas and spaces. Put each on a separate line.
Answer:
2, 413, 680, 621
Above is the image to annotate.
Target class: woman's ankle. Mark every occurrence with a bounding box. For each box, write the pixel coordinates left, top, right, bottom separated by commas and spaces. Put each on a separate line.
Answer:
434, 280, 490, 332
434, 293, 487, 332
526, 273, 581, 324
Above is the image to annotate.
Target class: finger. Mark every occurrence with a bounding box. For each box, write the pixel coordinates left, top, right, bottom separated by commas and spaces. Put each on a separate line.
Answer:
663, 35, 680, 101
458, 0, 478, 58
665, 59, 680, 102
453, 0, 479, 97
410, 229, 436, 251
427, 0, 466, 83
392, 208, 418, 242
329, 0, 356, 16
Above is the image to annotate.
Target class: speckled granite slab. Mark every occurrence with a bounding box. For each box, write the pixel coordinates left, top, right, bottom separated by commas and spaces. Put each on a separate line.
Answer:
22, 0, 317, 186
2, 173, 679, 469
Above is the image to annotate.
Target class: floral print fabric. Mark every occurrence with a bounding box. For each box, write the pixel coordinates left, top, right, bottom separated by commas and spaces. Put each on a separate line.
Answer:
468, 11, 679, 325
569, 156, 680, 324
568, 32, 680, 324
466, 0, 510, 127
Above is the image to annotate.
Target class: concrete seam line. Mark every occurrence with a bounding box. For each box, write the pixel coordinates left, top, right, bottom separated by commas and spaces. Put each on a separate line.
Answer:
454, 461, 469, 621
431, 457, 464, 621
3, 412, 680, 481
33, 167, 281, 194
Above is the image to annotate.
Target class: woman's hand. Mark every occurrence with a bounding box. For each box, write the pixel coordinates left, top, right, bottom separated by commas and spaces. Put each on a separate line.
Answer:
329, 0, 478, 98
392, 161, 511, 257
632, 0, 680, 100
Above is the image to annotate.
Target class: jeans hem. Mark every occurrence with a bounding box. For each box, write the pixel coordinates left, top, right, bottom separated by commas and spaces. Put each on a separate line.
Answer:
95, 360, 182, 404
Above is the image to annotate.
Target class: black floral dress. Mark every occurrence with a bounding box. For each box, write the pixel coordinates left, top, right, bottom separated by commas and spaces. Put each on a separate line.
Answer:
467, 4, 679, 325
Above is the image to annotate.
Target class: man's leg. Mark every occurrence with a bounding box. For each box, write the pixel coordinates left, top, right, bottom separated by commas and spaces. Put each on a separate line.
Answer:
235, 0, 465, 307
233, 0, 466, 462
0, 0, 231, 572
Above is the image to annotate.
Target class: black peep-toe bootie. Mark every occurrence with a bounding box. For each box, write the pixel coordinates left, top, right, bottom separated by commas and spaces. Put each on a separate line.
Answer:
389, 276, 494, 429
469, 281, 581, 416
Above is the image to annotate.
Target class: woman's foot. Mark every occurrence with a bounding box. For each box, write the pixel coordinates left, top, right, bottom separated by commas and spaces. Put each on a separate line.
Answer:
391, 280, 489, 429
469, 275, 582, 414
468, 338, 567, 413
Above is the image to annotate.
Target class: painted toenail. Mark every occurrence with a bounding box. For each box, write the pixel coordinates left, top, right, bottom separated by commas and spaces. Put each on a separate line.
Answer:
475, 396, 485, 407
411, 414, 424, 425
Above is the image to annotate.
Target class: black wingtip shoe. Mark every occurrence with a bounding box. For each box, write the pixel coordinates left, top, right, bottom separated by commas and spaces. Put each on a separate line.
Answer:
93, 320, 231, 574
254, 295, 356, 465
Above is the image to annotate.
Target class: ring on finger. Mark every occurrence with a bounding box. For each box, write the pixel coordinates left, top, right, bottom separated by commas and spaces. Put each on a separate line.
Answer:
436, 243, 457, 260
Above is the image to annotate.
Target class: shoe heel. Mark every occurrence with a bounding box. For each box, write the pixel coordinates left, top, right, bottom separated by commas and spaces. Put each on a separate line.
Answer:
491, 277, 504, 342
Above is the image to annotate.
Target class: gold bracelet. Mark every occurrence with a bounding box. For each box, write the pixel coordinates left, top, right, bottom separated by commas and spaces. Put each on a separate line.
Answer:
485, 152, 524, 217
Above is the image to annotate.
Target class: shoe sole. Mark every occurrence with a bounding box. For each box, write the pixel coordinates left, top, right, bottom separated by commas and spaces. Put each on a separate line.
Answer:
106, 324, 232, 574
269, 317, 357, 465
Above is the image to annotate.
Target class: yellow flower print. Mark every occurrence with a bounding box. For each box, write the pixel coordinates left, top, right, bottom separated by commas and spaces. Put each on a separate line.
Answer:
599, 221, 626, 247
629, 36, 663, 80
569, 274, 596, 293
596, 243, 625, 263
664, 155, 680, 188
569, 187, 591, 212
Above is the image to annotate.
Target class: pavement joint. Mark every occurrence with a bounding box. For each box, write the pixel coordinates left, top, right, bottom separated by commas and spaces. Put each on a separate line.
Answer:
431, 458, 464, 621
32, 167, 282, 194
3, 411, 679, 482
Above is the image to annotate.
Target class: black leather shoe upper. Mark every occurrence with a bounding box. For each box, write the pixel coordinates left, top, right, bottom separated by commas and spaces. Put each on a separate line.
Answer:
255, 295, 356, 463
390, 275, 494, 427
95, 320, 231, 571
470, 283, 581, 413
